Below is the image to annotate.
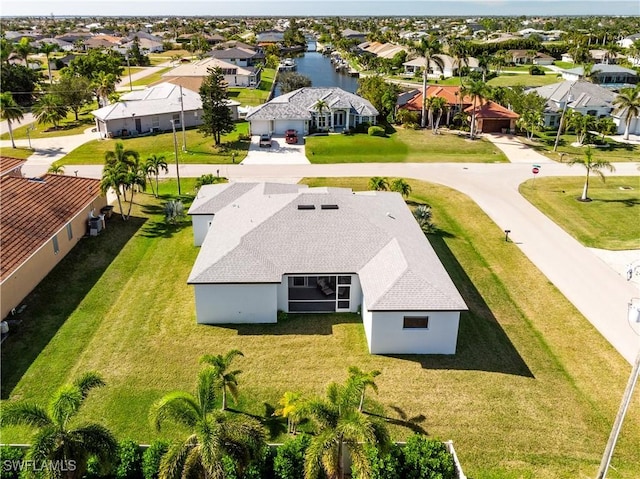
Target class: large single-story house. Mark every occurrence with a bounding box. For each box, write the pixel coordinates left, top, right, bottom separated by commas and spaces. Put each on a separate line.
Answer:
530, 81, 638, 135
507, 50, 555, 65
403, 54, 480, 79
0, 161, 106, 320
187, 182, 467, 355
561, 64, 638, 87
91, 82, 240, 138
162, 57, 261, 88
396, 86, 473, 124
246, 87, 378, 135
464, 101, 519, 133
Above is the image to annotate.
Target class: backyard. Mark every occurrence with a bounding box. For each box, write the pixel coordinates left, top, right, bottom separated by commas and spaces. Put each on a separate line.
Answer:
519, 176, 640, 250
1, 177, 638, 479
60, 121, 250, 165
306, 127, 508, 163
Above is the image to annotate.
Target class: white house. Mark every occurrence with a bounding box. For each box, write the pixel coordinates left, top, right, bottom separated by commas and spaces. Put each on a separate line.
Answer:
403, 54, 480, 79
561, 64, 638, 87
187, 182, 468, 355
91, 82, 239, 138
246, 87, 378, 136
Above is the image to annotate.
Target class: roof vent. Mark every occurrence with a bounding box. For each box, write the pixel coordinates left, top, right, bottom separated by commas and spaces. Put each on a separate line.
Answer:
321, 204, 339, 210
297, 204, 316, 210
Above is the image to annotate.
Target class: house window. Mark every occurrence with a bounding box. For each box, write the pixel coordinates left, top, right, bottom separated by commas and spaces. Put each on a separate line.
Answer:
172, 113, 180, 125
403, 316, 429, 329
291, 277, 306, 287
317, 116, 327, 128
53, 235, 59, 254
338, 276, 351, 284
151, 116, 160, 129
66, 223, 73, 240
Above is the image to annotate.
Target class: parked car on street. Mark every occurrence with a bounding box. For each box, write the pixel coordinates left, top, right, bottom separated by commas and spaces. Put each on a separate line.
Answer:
285, 129, 298, 144
259, 133, 272, 147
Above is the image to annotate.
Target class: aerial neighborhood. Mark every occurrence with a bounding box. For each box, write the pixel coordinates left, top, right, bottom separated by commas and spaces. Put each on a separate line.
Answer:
1, 8, 639, 479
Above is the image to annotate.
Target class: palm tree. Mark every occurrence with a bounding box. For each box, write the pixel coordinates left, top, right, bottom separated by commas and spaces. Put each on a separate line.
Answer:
390, 178, 412, 199
613, 86, 640, 140
124, 157, 147, 219
461, 80, 489, 139
105, 141, 140, 167
33, 93, 68, 130
0, 372, 117, 479
100, 160, 129, 220
347, 366, 381, 412
150, 368, 265, 479
275, 391, 305, 435
40, 42, 58, 84
449, 39, 470, 85
14, 37, 32, 63
47, 163, 65, 174
567, 110, 596, 145
565, 147, 615, 201
313, 99, 329, 131
303, 379, 390, 479
368, 176, 389, 191
93, 71, 117, 107
199, 349, 244, 410
0, 92, 24, 149
429, 96, 447, 133
477, 52, 491, 83
412, 36, 444, 128
144, 154, 168, 197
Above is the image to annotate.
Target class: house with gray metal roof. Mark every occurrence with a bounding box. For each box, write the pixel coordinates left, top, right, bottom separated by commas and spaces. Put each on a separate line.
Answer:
187, 182, 467, 355
246, 87, 378, 136
91, 82, 239, 138
560, 64, 638, 88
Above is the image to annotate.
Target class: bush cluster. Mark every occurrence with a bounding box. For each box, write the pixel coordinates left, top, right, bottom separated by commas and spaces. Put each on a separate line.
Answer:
368, 125, 386, 137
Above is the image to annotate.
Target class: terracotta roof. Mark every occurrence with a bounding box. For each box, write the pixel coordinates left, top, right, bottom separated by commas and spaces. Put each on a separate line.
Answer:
464, 100, 519, 119
0, 174, 102, 280
0, 156, 26, 177
399, 86, 473, 111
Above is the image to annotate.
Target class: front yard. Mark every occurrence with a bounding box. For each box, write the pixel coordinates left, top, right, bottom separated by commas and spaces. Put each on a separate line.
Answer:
306, 127, 508, 163
524, 132, 640, 163
519, 176, 640, 250
61, 121, 250, 165
2, 177, 638, 479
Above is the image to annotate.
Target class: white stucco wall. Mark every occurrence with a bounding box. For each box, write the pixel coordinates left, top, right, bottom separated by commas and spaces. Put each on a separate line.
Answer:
192, 214, 214, 246
194, 283, 278, 323
366, 310, 460, 355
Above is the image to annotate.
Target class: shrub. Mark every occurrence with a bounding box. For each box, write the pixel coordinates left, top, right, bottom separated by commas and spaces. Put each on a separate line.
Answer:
413, 205, 435, 234
142, 440, 169, 479
354, 121, 371, 133
0, 446, 25, 479
401, 435, 455, 479
222, 445, 275, 479
164, 199, 185, 224
273, 435, 311, 479
368, 125, 386, 137
529, 65, 545, 76
115, 439, 142, 479
352, 443, 404, 479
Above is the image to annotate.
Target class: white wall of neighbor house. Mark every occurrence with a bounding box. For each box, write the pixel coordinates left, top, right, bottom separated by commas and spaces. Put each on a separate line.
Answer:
365, 310, 461, 355
192, 214, 215, 246
194, 284, 278, 324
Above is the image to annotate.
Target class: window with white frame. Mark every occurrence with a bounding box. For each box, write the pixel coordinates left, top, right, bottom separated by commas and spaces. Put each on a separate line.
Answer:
152, 116, 160, 129
317, 115, 327, 128
172, 113, 181, 125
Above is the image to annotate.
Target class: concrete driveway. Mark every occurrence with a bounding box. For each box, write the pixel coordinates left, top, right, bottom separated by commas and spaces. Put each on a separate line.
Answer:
241, 135, 310, 165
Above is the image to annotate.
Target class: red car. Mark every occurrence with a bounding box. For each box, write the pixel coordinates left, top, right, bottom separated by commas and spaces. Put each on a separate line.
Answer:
285, 129, 298, 144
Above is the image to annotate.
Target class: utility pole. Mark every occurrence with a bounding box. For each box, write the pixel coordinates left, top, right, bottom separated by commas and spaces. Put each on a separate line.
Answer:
180, 84, 186, 151
171, 119, 182, 196
126, 54, 133, 91
553, 82, 575, 152
596, 298, 640, 479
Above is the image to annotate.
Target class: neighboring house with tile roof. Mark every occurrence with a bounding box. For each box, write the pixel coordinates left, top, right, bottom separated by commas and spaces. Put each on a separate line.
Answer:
161, 57, 261, 88
91, 82, 239, 138
396, 86, 473, 125
464, 100, 519, 133
246, 87, 378, 135
0, 169, 106, 320
187, 182, 467, 354
0, 156, 25, 177
530, 80, 638, 135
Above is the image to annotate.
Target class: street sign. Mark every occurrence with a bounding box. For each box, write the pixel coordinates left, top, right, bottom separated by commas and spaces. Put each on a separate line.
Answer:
532, 167, 540, 174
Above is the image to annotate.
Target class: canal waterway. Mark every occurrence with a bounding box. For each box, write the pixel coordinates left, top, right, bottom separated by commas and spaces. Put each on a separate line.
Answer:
274, 42, 359, 96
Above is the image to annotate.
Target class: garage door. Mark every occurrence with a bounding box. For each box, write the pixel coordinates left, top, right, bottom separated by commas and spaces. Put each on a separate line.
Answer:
482, 119, 511, 133
250, 120, 271, 135
275, 120, 304, 135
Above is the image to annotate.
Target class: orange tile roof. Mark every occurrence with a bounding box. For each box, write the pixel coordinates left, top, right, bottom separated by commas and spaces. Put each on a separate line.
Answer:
0, 156, 26, 177
464, 100, 520, 119
0, 174, 102, 280
401, 86, 474, 111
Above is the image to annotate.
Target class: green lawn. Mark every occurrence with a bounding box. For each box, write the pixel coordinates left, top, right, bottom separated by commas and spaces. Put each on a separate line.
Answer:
306, 127, 508, 163
524, 132, 640, 163
227, 68, 276, 106
554, 61, 576, 70
487, 73, 562, 87
130, 67, 172, 87
0, 102, 99, 141
2, 178, 638, 478
0, 146, 34, 160
61, 122, 250, 165
519, 176, 640, 250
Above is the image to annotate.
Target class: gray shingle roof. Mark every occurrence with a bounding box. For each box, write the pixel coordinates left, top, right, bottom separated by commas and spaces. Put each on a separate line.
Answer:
246, 87, 379, 121
188, 183, 467, 312
530, 81, 616, 112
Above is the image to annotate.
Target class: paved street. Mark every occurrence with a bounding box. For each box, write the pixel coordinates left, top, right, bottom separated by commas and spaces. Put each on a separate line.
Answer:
2, 131, 639, 365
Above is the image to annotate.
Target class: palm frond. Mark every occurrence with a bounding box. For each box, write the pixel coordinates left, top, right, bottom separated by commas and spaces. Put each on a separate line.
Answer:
0, 402, 53, 428
159, 437, 196, 479
150, 392, 202, 431
305, 429, 337, 479
73, 371, 106, 399
71, 423, 118, 463
196, 367, 218, 416
49, 385, 83, 427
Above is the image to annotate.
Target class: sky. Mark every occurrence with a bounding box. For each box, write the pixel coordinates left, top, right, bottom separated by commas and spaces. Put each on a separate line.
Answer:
1, 0, 639, 17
